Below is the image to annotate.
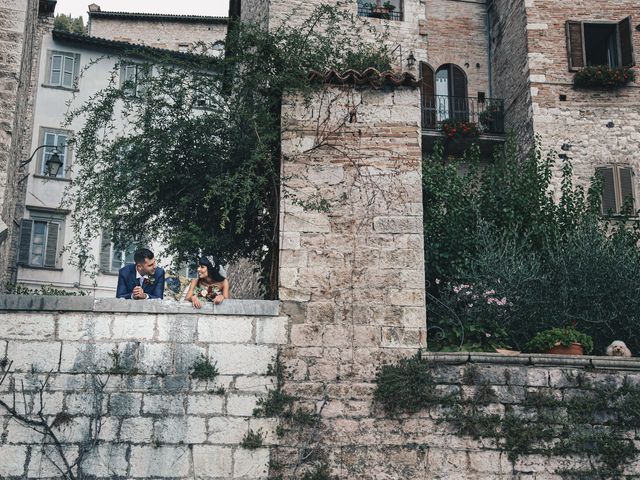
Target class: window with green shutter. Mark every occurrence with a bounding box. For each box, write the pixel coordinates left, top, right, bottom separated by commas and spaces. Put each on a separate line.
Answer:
99, 230, 136, 273
566, 17, 635, 71
17, 217, 62, 268
597, 165, 636, 216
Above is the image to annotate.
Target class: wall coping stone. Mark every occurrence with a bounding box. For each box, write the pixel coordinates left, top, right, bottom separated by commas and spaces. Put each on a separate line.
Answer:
427, 351, 640, 371
0, 295, 280, 316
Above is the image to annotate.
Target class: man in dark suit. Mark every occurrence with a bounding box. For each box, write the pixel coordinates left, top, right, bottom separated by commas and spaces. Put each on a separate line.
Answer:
116, 248, 165, 299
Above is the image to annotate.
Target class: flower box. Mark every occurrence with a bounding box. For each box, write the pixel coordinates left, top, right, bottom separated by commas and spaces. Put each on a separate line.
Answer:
573, 65, 635, 88
441, 119, 480, 139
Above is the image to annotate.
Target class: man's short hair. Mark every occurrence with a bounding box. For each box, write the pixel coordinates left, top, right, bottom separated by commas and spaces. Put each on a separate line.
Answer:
134, 248, 154, 264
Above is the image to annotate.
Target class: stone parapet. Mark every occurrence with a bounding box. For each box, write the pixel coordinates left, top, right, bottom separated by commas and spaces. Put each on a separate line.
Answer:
0, 304, 289, 479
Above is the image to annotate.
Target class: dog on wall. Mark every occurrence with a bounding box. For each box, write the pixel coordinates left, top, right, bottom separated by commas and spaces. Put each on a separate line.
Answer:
606, 341, 633, 358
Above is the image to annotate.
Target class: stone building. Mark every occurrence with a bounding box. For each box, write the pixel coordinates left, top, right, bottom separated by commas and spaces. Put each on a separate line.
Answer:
0, 0, 56, 288
232, 0, 640, 206
87, 3, 228, 54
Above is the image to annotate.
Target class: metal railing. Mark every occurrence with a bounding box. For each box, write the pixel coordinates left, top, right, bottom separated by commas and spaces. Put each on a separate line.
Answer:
357, 4, 403, 21
422, 95, 505, 134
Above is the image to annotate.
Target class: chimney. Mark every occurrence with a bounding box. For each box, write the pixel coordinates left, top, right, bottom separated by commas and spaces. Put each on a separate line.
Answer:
88, 3, 101, 12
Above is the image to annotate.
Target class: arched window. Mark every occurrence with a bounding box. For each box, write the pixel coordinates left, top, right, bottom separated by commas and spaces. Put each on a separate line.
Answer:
435, 64, 468, 122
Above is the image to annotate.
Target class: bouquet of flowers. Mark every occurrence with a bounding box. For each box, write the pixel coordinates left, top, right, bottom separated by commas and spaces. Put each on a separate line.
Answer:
196, 284, 222, 302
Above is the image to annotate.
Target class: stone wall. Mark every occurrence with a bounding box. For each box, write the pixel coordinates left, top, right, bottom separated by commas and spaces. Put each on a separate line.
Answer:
88, 16, 227, 51
488, 0, 535, 157
0, 297, 288, 479
0, 0, 52, 286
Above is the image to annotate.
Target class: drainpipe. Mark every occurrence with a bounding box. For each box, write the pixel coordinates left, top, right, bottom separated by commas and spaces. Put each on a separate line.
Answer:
486, 0, 493, 98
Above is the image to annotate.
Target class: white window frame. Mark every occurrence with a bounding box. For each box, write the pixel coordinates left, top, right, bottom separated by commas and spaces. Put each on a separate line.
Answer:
40, 129, 69, 178
47, 50, 80, 89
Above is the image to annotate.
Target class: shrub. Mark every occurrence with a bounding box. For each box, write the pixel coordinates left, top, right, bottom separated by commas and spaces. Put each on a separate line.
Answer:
190, 354, 219, 380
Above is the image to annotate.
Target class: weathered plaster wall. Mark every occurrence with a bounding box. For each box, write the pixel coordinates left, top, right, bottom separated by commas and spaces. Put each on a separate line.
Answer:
0, 298, 288, 479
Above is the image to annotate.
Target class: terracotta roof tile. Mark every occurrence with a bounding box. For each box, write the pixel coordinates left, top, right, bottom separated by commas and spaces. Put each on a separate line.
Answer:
307, 68, 419, 88
88, 10, 228, 23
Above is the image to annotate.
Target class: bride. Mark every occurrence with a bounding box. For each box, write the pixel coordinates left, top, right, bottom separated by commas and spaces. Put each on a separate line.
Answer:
185, 256, 230, 308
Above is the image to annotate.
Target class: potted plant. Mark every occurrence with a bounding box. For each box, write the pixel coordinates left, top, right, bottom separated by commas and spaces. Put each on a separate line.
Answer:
525, 327, 594, 355
440, 119, 480, 139
370, 1, 393, 19
573, 65, 635, 89
479, 101, 503, 132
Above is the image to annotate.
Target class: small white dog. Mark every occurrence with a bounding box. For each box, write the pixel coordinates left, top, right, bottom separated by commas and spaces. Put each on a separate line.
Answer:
606, 341, 633, 357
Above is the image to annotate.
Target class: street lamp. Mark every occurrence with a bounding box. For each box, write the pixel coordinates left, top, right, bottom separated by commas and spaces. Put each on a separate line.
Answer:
21, 144, 64, 177
406, 51, 416, 69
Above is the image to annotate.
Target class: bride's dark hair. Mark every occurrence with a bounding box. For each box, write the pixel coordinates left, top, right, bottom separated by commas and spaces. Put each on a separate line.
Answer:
198, 256, 226, 282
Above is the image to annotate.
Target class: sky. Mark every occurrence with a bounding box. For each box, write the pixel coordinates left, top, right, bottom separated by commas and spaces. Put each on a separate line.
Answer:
55, 0, 230, 21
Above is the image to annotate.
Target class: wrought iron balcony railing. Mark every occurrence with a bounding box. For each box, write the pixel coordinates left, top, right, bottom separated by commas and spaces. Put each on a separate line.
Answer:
357, 4, 403, 21
422, 95, 505, 135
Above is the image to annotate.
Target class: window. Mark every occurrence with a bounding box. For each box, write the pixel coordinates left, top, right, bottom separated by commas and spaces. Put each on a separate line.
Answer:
18, 215, 64, 268
39, 129, 70, 178
120, 63, 149, 97
434, 64, 468, 122
99, 230, 136, 273
566, 17, 634, 71
597, 165, 636, 215
46, 50, 80, 89
357, 0, 403, 21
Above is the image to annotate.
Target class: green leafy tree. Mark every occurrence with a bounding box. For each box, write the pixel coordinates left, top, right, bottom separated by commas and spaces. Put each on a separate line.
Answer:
54, 14, 86, 34
64, 2, 391, 297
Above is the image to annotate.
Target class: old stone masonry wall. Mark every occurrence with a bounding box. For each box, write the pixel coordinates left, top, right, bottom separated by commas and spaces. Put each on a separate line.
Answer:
0, 297, 289, 479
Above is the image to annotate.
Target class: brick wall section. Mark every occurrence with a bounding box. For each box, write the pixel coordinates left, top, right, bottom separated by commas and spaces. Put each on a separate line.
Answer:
88, 17, 227, 51
238, 0, 270, 29
488, 0, 535, 156
0, 0, 52, 286
0, 301, 289, 479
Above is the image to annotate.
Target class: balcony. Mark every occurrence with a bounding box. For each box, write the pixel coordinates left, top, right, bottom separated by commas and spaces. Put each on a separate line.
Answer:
357, 3, 403, 21
421, 95, 505, 156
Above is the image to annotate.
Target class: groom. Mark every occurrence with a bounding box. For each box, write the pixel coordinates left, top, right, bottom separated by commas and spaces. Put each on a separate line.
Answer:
116, 248, 165, 299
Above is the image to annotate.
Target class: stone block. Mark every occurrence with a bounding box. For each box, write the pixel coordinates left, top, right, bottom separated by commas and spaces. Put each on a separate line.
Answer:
156, 314, 198, 342
381, 327, 426, 348
290, 324, 323, 347
111, 314, 156, 340
281, 232, 301, 250
187, 394, 225, 415
0, 313, 55, 339
153, 416, 207, 444
109, 392, 143, 416
59, 342, 120, 373
120, 417, 154, 443
51, 416, 91, 443
227, 393, 259, 416
209, 344, 276, 375
80, 444, 128, 477
5, 418, 45, 444
255, 317, 289, 344
283, 212, 331, 233
174, 344, 207, 375
353, 326, 381, 347
232, 448, 270, 479
58, 313, 111, 340
234, 376, 276, 393
322, 324, 353, 348
129, 446, 191, 477
27, 445, 79, 477
247, 417, 279, 444
143, 394, 186, 415
207, 417, 249, 444
65, 392, 106, 415
137, 343, 173, 375
198, 316, 254, 343
373, 216, 422, 234
193, 445, 233, 478
6, 341, 61, 372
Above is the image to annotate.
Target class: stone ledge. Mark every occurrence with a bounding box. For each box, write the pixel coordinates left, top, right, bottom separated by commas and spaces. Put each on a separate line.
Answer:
0, 295, 280, 316
427, 351, 640, 370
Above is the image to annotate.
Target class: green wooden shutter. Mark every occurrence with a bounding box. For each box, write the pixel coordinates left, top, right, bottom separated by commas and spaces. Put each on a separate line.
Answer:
566, 21, 585, 71
44, 222, 59, 268
618, 17, 635, 67
618, 166, 634, 213
420, 63, 436, 128
599, 167, 617, 215
73, 53, 81, 87
18, 219, 33, 265
99, 230, 112, 272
